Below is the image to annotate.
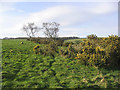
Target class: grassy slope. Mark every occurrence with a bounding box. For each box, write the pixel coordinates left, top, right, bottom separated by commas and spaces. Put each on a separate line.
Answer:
2, 39, 120, 88
64, 39, 84, 43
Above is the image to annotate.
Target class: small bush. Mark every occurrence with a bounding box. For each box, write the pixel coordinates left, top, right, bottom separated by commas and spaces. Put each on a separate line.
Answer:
38, 39, 50, 44
33, 45, 40, 54
87, 34, 97, 40
33, 41, 59, 57
59, 43, 76, 58
63, 42, 74, 47
55, 40, 64, 46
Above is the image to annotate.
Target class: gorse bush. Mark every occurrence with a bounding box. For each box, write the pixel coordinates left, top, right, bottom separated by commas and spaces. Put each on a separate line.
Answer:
33, 41, 58, 57
47, 41, 58, 53
33, 34, 120, 68
59, 43, 76, 58
33, 45, 40, 54
75, 35, 120, 68
60, 35, 120, 68
104, 35, 120, 67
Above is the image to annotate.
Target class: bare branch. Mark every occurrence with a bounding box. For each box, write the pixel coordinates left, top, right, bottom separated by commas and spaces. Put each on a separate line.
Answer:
43, 22, 60, 40
22, 22, 41, 38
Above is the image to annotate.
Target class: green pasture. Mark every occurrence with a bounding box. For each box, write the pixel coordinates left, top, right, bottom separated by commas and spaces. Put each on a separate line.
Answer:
1, 39, 120, 88
64, 39, 84, 43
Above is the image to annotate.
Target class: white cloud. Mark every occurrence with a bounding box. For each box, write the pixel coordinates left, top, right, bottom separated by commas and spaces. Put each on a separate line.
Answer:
24, 3, 117, 27
0, 2, 16, 13
90, 3, 117, 14
17, 9, 24, 13
0, 2, 25, 38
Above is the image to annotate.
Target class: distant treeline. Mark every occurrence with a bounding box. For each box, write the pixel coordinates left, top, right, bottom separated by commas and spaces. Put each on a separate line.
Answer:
3, 37, 82, 40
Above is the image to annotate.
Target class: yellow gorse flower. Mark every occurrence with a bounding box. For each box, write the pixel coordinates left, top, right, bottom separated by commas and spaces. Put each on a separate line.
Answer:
96, 46, 104, 52
33, 45, 40, 51
92, 54, 95, 59
95, 46, 100, 52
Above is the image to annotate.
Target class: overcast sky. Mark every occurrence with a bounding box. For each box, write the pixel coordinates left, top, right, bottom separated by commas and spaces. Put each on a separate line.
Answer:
0, 1, 118, 38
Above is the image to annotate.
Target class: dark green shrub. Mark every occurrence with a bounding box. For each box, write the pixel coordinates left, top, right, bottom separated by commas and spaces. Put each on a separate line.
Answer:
34, 41, 58, 57
104, 35, 120, 67
87, 34, 97, 40
38, 39, 50, 44
59, 48, 69, 58
55, 40, 64, 46
47, 41, 58, 52
59, 43, 76, 58
63, 42, 74, 47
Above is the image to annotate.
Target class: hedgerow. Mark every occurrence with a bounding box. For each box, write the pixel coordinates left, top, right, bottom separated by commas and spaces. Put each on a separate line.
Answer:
33, 35, 120, 68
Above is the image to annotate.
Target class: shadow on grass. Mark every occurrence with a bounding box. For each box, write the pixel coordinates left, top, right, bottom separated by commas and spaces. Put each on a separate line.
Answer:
98, 65, 120, 71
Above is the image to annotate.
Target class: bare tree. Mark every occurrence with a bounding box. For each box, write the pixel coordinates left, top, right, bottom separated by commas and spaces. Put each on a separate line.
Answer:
43, 22, 60, 40
22, 23, 40, 38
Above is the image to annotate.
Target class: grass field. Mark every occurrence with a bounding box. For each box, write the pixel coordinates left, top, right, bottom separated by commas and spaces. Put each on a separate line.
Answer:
1, 39, 120, 88
64, 39, 84, 44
